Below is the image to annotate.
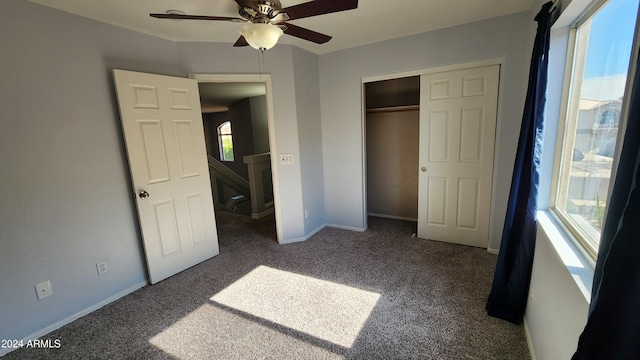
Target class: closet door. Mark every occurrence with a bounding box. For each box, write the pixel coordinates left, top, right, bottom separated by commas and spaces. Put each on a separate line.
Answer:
417, 65, 500, 247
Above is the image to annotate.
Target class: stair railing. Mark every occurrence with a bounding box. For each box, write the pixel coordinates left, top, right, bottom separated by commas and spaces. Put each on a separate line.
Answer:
243, 153, 274, 219
208, 154, 274, 219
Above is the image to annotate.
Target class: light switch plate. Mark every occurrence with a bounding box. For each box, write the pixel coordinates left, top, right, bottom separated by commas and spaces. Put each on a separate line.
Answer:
280, 153, 294, 165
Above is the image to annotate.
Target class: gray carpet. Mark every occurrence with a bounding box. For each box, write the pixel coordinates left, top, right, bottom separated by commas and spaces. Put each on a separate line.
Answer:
5, 214, 530, 359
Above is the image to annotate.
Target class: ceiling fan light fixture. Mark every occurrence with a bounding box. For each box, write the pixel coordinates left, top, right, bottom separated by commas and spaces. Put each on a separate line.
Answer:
239, 23, 283, 51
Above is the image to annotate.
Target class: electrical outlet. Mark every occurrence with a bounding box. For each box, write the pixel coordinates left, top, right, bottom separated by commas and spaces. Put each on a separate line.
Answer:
96, 261, 109, 276
35, 281, 53, 300
304, 209, 309, 219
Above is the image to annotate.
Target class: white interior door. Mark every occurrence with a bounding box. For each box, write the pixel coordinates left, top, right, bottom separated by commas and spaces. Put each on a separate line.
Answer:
113, 69, 219, 284
417, 64, 500, 247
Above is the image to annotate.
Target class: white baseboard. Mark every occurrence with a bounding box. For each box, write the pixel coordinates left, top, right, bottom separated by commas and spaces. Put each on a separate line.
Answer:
0, 281, 147, 357
279, 221, 368, 244
326, 223, 366, 232
278, 237, 307, 245
251, 207, 275, 220
279, 224, 327, 244
487, 247, 499, 254
305, 224, 326, 240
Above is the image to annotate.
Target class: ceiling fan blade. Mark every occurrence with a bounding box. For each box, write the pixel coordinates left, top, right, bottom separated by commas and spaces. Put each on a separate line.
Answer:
283, 23, 332, 44
271, 12, 290, 23
282, 0, 358, 21
234, 0, 257, 10
233, 36, 250, 47
150, 13, 244, 22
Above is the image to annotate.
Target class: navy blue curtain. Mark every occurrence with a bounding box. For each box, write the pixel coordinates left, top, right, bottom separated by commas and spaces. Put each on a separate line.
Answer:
572, 50, 640, 359
485, 1, 554, 324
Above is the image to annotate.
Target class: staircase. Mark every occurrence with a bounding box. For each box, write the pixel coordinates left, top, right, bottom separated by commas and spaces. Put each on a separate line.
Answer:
208, 154, 274, 219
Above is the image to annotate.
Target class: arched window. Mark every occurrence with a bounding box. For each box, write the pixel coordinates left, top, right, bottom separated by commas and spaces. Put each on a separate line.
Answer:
599, 109, 619, 127
217, 121, 234, 161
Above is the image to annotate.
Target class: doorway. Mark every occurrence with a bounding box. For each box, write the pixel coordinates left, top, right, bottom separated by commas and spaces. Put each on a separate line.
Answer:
364, 76, 420, 222
192, 74, 282, 243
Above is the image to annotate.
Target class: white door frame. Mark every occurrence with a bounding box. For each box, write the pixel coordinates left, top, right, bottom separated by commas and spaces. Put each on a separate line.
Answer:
360, 58, 505, 248
190, 73, 282, 243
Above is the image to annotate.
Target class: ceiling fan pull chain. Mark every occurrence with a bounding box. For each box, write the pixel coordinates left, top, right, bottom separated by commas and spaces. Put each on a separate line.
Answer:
258, 49, 266, 80
256, 50, 262, 79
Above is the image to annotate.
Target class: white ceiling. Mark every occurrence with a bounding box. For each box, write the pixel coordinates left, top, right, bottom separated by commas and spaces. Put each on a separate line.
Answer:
199, 82, 266, 112
26, 0, 537, 55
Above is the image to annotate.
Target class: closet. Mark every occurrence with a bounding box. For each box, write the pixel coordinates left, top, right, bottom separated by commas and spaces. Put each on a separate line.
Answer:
365, 76, 420, 221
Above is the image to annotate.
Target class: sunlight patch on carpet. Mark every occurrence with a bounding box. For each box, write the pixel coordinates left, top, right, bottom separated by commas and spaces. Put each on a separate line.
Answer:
210, 265, 380, 348
149, 303, 339, 359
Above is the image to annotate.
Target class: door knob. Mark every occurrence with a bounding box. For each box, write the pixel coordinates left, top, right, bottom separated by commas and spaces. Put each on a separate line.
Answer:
139, 190, 150, 199
421, 166, 427, 172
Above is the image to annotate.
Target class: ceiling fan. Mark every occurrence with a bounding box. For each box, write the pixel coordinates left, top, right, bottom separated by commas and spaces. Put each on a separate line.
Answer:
150, 0, 358, 51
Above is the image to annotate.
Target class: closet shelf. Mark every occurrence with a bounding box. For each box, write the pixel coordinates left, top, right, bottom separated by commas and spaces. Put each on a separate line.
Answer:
366, 105, 420, 114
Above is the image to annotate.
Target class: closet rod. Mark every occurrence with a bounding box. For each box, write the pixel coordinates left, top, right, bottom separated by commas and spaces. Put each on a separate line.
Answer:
366, 105, 420, 114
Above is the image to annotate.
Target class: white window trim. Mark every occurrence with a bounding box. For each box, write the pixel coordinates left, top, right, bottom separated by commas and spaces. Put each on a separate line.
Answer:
538, 210, 595, 298
548, 0, 640, 260
217, 121, 234, 162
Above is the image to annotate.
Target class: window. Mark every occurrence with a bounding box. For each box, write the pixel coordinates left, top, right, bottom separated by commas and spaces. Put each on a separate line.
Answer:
599, 109, 619, 128
552, 0, 639, 258
217, 121, 234, 162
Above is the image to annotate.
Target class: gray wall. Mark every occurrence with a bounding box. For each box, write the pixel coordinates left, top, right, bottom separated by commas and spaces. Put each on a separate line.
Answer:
292, 47, 326, 235
0, 0, 319, 346
526, 218, 590, 359
228, 98, 257, 179
318, 12, 533, 249
0, 0, 182, 344
250, 96, 270, 154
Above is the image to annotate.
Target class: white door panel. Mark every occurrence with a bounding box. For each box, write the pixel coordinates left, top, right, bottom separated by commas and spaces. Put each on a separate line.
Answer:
114, 69, 219, 284
418, 65, 500, 247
